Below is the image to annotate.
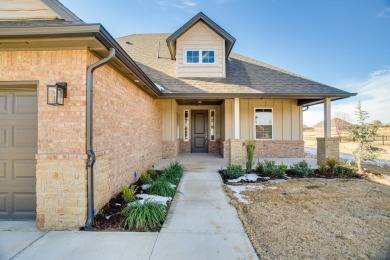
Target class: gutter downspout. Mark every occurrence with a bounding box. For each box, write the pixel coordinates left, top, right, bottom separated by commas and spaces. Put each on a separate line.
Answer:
84, 48, 115, 230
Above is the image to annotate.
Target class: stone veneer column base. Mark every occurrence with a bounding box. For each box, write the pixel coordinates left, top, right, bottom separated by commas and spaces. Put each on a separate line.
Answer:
229, 139, 246, 166
317, 137, 339, 164
36, 154, 87, 230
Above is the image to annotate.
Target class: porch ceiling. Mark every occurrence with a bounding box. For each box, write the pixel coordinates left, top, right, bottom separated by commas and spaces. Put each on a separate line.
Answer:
176, 99, 223, 105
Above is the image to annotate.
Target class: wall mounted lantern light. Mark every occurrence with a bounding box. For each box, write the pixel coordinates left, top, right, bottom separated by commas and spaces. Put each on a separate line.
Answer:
47, 82, 67, 105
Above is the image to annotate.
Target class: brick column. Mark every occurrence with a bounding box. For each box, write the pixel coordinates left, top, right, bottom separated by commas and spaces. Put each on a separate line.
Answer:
317, 137, 339, 164
229, 139, 246, 166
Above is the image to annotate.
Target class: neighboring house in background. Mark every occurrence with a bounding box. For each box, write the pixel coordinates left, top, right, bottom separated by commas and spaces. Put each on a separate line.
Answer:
0, 0, 356, 230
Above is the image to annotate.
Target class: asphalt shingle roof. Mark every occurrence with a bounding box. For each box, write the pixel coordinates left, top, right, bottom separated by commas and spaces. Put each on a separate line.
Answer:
117, 33, 350, 96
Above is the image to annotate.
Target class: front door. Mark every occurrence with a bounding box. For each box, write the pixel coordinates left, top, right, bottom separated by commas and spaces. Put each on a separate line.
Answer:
191, 110, 208, 153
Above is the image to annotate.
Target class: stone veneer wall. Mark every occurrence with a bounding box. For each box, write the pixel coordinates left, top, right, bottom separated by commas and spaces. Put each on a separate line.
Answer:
317, 137, 339, 164
162, 140, 180, 159
254, 140, 304, 158
208, 140, 219, 153
180, 139, 191, 153
218, 140, 230, 159
229, 139, 246, 165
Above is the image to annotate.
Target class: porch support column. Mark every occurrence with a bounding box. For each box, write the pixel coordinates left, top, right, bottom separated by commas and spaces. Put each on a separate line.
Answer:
234, 97, 240, 139
324, 97, 331, 138
317, 97, 339, 164
229, 97, 245, 165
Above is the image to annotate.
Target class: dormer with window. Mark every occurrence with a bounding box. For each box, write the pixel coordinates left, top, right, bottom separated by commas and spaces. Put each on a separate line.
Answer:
166, 12, 236, 78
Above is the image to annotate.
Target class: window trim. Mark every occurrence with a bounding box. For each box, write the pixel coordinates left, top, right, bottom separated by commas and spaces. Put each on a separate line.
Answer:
184, 50, 216, 64
254, 108, 273, 140
209, 109, 216, 141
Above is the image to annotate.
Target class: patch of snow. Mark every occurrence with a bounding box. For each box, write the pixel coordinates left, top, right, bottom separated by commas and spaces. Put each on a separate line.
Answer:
305, 147, 390, 166
132, 194, 171, 207
141, 184, 151, 190
227, 184, 277, 204
227, 174, 269, 183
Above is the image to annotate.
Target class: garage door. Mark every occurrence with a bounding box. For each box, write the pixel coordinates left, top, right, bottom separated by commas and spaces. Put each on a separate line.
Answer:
0, 88, 37, 219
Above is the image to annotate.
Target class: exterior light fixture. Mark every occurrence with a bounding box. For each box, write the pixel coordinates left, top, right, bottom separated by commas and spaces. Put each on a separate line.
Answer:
47, 82, 67, 105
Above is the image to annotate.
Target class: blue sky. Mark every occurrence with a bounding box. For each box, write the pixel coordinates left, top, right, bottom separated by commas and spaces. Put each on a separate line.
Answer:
60, 0, 390, 126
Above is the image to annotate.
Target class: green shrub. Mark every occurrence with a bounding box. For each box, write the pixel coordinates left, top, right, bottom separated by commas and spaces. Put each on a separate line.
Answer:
333, 165, 359, 178
326, 158, 338, 172
223, 164, 245, 179
147, 179, 176, 197
256, 161, 265, 174
246, 141, 256, 172
147, 169, 158, 180
263, 160, 276, 174
270, 163, 287, 178
318, 161, 328, 175
139, 172, 153, 184
122, 185, 137, 203
122, 199, 166, 231
161, 161, 184, 185
290, 160, 313, 177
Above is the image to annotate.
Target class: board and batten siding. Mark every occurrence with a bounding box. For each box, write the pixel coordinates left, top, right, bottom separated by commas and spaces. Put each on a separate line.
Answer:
176, 21, 226, 78
222, 99, 303, 141
162, 99, 179, 141
0, 0, 60, 20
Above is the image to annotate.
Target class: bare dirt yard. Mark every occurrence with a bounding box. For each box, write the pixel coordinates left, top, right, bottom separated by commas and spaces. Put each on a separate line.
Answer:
226, 179, 390, 259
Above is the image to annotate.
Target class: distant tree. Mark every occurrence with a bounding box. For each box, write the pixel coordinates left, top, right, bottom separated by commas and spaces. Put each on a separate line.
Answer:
371, 120, 382, 127
333, 112, 350, 142
348, 101, 384, 173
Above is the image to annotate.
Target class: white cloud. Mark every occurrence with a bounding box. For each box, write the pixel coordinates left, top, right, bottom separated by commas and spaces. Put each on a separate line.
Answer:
155, 0, 198, 13
378, 7, 390, 18
304, 69, 390, 126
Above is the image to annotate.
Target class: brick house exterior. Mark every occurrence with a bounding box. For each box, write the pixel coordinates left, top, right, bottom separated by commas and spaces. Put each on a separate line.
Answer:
0, 0, 355, 229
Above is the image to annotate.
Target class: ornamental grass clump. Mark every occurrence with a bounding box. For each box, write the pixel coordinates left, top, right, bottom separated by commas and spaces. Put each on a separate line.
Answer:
139, 172, 153, 184
246, 141, 256, 173
147, 178, 176, 197
161, 161, 184, 185
122, 185, 137, 203
122, 199, 166, 231
223, 164, 245, 179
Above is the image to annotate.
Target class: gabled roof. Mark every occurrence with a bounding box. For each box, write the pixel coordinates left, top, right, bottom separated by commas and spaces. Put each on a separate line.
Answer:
166, 12, 236, 60
0, 0, 82, 23
117, 33, 356, 105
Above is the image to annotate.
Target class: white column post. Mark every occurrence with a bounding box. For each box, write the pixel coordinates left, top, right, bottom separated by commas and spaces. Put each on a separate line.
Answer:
234, 97, 240, 139
324, 97, 331, 138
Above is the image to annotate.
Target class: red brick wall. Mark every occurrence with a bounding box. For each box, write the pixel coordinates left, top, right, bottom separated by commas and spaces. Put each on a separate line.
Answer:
91, 53, 162, 200
254, 140, 304, 157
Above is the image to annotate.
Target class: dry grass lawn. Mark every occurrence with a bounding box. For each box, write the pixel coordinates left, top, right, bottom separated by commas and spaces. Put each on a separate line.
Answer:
227, 179, 390, 259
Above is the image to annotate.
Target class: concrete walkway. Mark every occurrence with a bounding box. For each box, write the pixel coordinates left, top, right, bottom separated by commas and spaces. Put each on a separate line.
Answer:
1, 154, 258, 260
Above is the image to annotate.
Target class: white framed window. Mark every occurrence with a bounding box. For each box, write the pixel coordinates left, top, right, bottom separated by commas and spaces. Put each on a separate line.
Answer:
254, 108, 273, 140
185, 50, 215, 64
210, 109, 216, 141
184, 110, 190, 141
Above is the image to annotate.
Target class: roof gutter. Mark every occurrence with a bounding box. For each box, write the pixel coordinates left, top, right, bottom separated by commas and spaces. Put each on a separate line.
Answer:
84, 47, 115, 230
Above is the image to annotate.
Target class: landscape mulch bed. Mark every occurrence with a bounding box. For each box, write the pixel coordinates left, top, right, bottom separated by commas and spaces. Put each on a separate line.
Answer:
218, 169, 362, 184
86, 170, 168, 232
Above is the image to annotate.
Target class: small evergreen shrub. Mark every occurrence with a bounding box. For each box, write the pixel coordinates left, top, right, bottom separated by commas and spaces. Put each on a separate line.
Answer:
270, 163, 287, 178
326, 158, 338, 173
147, 179, 176, 197
122, 185, 137, 203
263, 160, 276, 174
333, 165, 359, 178
290, 160, 313, 177
122, 199, 166, 231
223, 165, 245, 179
256, 161, 265, 174
139, 172, 153, 184
318, 161, 328, 175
